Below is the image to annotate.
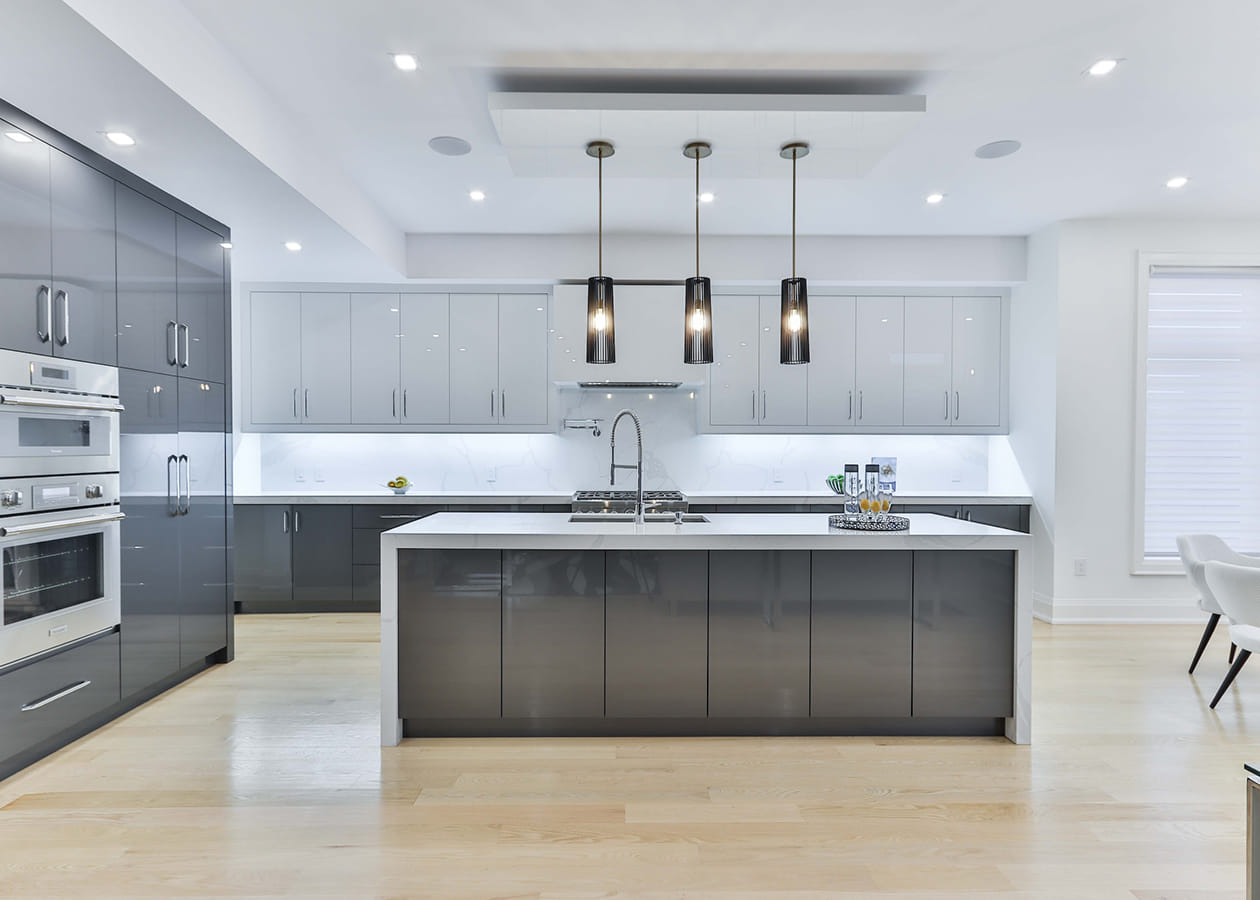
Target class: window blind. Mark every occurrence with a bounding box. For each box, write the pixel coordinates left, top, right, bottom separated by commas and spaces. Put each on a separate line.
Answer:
1143, 268, 1260, 558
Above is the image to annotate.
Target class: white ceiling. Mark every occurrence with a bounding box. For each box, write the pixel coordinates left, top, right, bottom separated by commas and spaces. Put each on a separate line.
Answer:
8, 0, 1260, 281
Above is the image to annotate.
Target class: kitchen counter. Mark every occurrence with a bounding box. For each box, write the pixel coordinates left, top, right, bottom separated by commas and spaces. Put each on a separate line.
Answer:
382, 512, 1032, 747
234, 490, 1032, 506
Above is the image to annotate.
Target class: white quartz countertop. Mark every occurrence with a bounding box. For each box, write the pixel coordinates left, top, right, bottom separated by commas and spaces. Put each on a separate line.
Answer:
380, 512, 1031, 552
234, 491, 1032, 506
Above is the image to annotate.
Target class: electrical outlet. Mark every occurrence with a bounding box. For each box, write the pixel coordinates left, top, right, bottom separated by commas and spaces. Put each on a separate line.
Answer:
1073, 558, 1088, 576
313, 467, 325, 483
771, 468, 784, 484
294, 468, 305, 483
485, 466, 497, 483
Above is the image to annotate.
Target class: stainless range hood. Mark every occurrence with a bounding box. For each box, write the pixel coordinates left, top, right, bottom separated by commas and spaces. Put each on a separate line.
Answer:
562, 380, 687, 391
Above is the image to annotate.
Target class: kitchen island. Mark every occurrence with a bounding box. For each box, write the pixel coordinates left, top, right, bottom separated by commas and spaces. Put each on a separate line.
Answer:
381, 513, 1032, 745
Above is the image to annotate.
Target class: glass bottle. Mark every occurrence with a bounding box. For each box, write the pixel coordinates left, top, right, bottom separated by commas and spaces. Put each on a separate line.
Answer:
863, 464, 879, 521
843, 464, 860, 519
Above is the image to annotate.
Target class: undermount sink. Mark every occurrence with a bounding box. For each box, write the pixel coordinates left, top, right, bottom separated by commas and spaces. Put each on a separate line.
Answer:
567, 513, 710, 524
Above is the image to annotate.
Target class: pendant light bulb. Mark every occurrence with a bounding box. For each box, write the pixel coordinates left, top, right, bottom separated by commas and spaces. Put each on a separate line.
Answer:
585, 141, 616, 364
683, 141, 714, 365
779, 141, 811, 365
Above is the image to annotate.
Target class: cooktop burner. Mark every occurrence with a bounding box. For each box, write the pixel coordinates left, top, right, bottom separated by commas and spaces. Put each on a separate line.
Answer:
571, 490, 688, 513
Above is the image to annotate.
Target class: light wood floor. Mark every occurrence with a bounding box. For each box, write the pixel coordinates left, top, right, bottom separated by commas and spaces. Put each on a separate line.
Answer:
0, 615, 1251, 898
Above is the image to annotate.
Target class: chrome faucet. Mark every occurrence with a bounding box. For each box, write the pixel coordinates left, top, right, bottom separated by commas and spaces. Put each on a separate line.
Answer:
609, 409, 645, 525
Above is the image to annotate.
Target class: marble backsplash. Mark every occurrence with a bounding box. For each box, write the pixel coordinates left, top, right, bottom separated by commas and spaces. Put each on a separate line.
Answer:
235, 391, 1027, 496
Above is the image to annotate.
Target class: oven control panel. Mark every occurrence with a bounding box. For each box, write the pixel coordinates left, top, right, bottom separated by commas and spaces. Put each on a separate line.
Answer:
0, 474, 119, 516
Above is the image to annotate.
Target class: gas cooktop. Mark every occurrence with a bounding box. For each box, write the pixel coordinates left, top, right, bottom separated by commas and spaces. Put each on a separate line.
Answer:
571, 490, 688, 514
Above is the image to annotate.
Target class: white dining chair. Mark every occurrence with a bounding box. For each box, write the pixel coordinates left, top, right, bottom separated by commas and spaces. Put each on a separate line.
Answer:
1202, 560, 1260, 708
1177, 535, 1260, 673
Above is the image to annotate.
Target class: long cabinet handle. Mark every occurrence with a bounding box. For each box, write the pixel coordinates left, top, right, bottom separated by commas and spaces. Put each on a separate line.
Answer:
0, 510, 125, 538
761, 390, 767, 421
54, 289, 69, 346
751, 390, 756, 420
848, 390, 853, 421
304, 389, 310, 418
859, 390, 864, 420
21, 679, 91, 712
489, 390, 495, 417
178, 323, 191, 369
500, 390, 506, 419
166, 321, 179, 366
392, 388, 397, 418
166, 454, 178, 517
944, 391, 949, 421
403, 390, 408, 418
293, 510, 301, 533
0, 395, 125, 413
954, 391, 960, 421
292, 388, 298, 420
36, 285, 50, 343
178, 454, 190, 515
282, 510, 290, 533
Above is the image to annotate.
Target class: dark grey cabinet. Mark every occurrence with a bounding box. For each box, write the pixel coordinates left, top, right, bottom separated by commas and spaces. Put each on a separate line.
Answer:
175, 216, 226, 384
291, 506, 354, 612
234, 505, 294, 612
350, 505, 444, 611
0, 115, 52, 355
605, 550, 708, 718
502, 549, 605, 718
811, 551, 913, 717
234, 504, 355, 612
116, 184, 177, 375
178, 378, 228, 663
49, 149, 116, 365
708, 550, 811, 718
912, 550, 1015, 717
398, 549, 501, 719
0, 631, 121, 774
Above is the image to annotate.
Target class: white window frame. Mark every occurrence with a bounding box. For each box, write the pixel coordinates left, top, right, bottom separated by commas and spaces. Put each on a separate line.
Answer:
1132, 251, 1260, 574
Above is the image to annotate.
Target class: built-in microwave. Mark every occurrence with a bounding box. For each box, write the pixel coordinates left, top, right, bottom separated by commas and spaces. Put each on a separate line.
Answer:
0, 350, 121, 478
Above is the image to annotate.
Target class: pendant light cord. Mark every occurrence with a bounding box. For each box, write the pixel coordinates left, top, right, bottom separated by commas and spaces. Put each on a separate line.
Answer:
791, 151, 797, 280
695, 151, 700, 278
598, 153, 603, 278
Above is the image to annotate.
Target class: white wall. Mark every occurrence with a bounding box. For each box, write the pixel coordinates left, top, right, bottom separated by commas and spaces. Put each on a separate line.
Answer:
1008, 224, 1059, 620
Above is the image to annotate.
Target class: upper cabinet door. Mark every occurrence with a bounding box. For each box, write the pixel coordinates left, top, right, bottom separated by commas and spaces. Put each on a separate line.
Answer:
299, 293, 352, 424
116, 185, 178, 374
0, 119, 52, 355
249, 292, 302, 425
350, 293, 401, 424
400, 293, 451, 424
854, 297, 904, 427
709, 295, 760, 426
50, 151, 116, 365
757, 295, 807, 425
175, 216, 226, 383
902, 297, 953, 427
496, 294, 548, 427
806, 296, 857, 427
951, 297, 1003, 427
448, 293, 499, 425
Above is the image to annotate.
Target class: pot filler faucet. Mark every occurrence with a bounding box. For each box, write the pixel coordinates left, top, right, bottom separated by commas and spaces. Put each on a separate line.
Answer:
609, 409, 645, 525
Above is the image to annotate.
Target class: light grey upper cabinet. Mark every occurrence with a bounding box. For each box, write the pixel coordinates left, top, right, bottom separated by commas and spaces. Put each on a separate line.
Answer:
116, 184, 178, 374
806, 296, 857, 426
49, 150, 117, 366
854, 297, 904, 427
902, 296, 1003, 429
175, 216, 227, 384
709, 294, 761, 426
350, 293, 403, 425
951, 297, 1002, 427
757, 294, 807, 426
448, 293, 547, 427
902, 297, 953, 426
449, 293, 499, 425
496, 294, 548, 427
0, 117, 52, 355
298, 292, 351, 424
249, 292, 302, 424
400, 293, 450, 424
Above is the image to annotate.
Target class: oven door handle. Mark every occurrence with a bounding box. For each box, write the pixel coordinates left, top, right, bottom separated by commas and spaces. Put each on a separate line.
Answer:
0, 511, 125, 537
0, 395, 125, 413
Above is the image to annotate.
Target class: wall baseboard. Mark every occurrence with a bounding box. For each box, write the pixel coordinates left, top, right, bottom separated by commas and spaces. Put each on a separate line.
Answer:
1040, 596, 1203, 625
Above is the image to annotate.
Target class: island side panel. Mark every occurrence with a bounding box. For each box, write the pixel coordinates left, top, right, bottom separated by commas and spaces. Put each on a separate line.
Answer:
380, 535, 401, 746
708, 550, 811, 718
811, 551, 913, 717
1008, 545, 1033, 744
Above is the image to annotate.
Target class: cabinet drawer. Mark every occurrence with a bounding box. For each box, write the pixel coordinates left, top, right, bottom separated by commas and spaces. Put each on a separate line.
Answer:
352, 505, 443, 529
0, 631, 121, 765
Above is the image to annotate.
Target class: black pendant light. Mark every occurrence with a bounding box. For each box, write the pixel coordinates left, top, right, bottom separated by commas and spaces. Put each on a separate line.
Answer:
683, 141, 713, 365
586, 140, 615, 364
779, 141, 810, 365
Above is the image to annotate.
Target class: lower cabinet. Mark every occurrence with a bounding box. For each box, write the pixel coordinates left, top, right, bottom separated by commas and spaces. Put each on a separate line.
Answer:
0, 631, 121, 774
234, 504, 354, 612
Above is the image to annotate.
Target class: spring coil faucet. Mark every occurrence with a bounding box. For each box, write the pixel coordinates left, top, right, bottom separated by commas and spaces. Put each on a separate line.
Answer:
609, 409, 645, 525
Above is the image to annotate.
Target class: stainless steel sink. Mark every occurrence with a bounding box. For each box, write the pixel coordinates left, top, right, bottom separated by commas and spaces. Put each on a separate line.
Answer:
567, 513, 710, 524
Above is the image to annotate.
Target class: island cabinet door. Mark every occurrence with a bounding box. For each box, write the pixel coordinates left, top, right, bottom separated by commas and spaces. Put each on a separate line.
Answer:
810, 551, 912, 717
912, 550, 1015, 717
397, 549, 502, 720
708, 550, 811, 718
605, 550, 707, 718
502, 550, 605, 718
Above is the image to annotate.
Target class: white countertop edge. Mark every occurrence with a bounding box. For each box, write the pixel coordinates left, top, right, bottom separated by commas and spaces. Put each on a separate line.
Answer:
234, 492, 1032, 506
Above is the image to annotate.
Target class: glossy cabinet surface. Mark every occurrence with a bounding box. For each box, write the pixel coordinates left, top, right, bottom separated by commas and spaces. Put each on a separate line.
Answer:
902, 297, 953, 426
116, 185, 178, 374
758, 294, 808, 425
400, 293, 450, 424
0, 116, 52, 355
502, 549, 605, 718
496, 295, 549, 426
249, 292, 302, 424
448, 293, 500, 425
708, 550, 811, 718
398, 549, 502, 719
350, 293, 401, 424
854, 297, 904, 427
298, 292, 351, 424
952, 297, 1003, 427
605, 550, 708, 718
806, 296, 857, 426
234, 505, 294, 612
811, 551, 913, 716
912, 550, 1015, 717
175, 216, 226, 383
290, 505, 354, 612
49, 150, 117, 365
177, 378, 228, 664
709, 294, 761, 425
235, 504, 359, 613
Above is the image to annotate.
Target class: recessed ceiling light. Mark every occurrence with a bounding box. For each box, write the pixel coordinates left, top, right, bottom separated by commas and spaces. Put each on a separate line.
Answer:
925, 192, 945, 204
428, 135, 471, 156
284, 241, 302, 251
975, 140, 1021, 159
219, 242, 232, 249
393, 54, 418, 71
1166, 176, 1189, 189
4, 131, 33, 143
1087, 58, 1119, 77
105, 131, 135, 146
699, 191, 715, 203
469, 189, 485, 202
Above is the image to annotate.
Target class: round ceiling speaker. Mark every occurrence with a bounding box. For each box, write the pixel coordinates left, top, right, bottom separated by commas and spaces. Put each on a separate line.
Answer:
428, 135, 472, 156
975, 140, 1022, 159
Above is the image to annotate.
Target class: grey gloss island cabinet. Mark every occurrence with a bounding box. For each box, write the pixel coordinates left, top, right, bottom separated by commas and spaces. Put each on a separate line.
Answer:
397, 547, 1016, 737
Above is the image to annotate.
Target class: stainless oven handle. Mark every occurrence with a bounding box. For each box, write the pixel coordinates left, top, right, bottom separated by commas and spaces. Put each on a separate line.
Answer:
0, 395, 125, 413
0, 511, 125, 537
22, 679, 92, 712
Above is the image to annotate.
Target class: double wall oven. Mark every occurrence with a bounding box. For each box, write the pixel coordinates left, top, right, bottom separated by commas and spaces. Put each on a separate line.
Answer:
0, 349, 123, 668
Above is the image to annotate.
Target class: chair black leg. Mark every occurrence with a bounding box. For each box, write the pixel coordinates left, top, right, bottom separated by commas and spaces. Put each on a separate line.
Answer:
1210, 649, 1251, 709
1231, 642, 1238, 664
1190, 613, 1221, 674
